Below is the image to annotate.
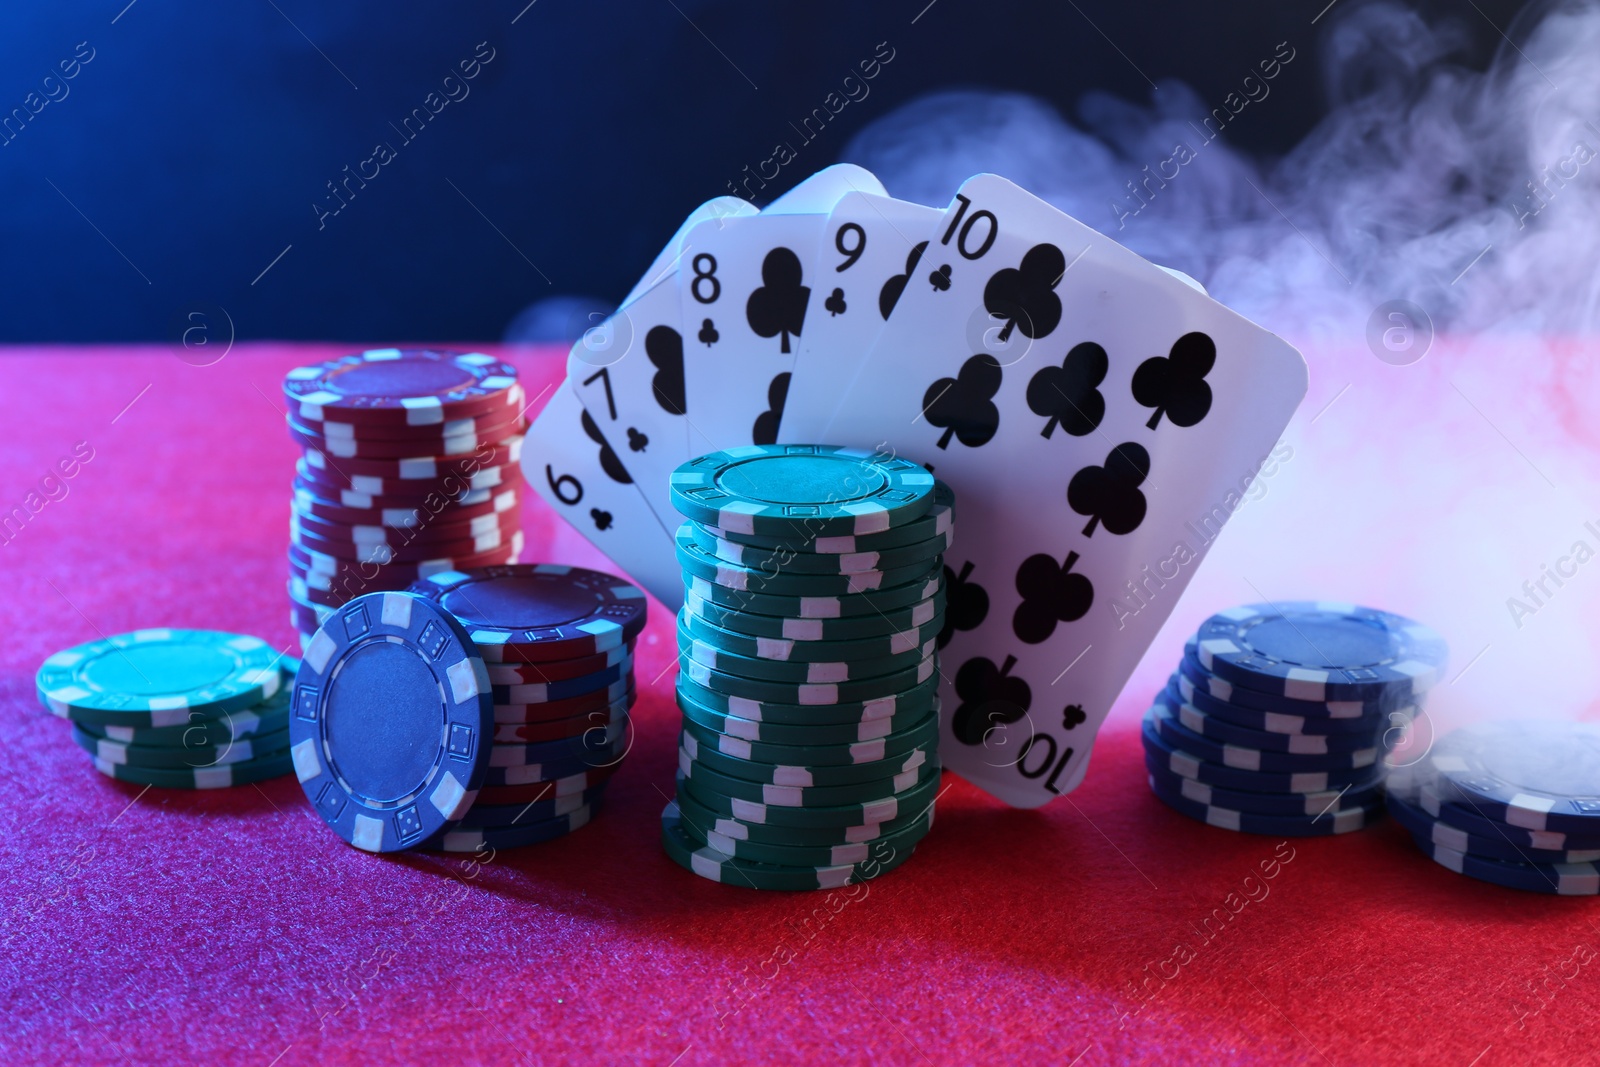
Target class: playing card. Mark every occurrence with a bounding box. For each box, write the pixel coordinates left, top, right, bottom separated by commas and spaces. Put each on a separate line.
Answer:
522, 382, 682, 610
822, 174, 1308, 808
780, 191, 942, 443
568, 196, 757, 530
678, 164, 885, 457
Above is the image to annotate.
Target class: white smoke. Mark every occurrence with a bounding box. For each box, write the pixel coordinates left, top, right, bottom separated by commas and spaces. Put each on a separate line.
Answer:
841, 0, 1600, 732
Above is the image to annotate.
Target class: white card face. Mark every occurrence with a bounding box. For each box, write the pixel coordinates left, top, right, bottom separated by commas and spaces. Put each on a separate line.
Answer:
568, 198, 758, 531
780, 192, 942, 443
622, 196, 756, 307
823, 174, 1308, 808
521, 383, 682, 611
678, 166, 885, 457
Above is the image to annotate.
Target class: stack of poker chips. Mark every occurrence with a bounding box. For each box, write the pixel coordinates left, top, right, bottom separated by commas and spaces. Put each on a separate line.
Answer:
661, 445, 950, 891
36, 629, 297, 789
1385, 722, 1600, 896
1142, 602, 1447, 837
281, 349, 528, 654
401, 564, 646, 852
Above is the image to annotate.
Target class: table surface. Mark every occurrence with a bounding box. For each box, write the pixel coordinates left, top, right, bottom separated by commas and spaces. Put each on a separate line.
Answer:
3, 342, 1597, 1067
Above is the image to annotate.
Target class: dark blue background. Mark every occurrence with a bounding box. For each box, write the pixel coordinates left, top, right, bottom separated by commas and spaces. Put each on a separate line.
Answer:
0, 0, 1523, 342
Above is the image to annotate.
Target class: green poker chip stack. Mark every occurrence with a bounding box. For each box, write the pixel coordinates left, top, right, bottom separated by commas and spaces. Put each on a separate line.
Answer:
36, 629, 299, 789
664, 444, 954, 891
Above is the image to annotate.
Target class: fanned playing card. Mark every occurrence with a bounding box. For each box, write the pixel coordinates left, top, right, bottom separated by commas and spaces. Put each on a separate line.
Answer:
677, 164, 885, 457
821, 174, 1308, 808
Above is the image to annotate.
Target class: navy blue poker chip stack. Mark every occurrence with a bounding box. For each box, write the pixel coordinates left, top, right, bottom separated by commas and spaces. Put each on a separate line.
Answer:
1143, 601, 1447, 838
1387, 723, 1600, 895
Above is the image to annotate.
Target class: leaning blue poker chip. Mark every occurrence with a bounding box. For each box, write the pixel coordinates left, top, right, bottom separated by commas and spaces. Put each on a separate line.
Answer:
1389, 767, 1600, 852
1146, 772, 1384, 836
1386, 788, 1600, 865
290, 591, 493, 852
36, 630, 282, 729
408, 564, 647, 662
1412, 838, 1600, 895
1193, 602, 1448, 702
670, 445, 937, 537
1426, 721, 1600, 835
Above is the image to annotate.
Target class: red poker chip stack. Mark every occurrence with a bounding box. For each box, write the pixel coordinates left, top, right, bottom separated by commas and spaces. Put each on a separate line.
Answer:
281, 348, 528, 652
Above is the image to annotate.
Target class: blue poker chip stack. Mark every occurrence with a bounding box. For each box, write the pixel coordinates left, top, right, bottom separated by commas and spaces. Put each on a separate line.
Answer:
1386, 723, 1600, 895
663, 445, 951, 891
1142, 601, 1447, 837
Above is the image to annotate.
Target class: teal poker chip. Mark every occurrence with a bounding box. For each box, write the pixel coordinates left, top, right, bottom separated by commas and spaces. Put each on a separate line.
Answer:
291, 591, 494, 852
676, 763, 941, 829
72, 724, 290, 769
679, 707, 938, 765
680, 730, 933, 787
1146, 772, 1385, 836
679, 749, 937, 808
684, 588, 943, 642
669, 445, 937, 538
1194, 602, 1447, 703
433, 803, 596, 852
37, 629, 283, 729
680, 652, 935, 707
683, 569, 943, 619
678, 795, 934, 868
701, 481, 955, 554
74, 660, 295, 747
679, 604, 943, 664
90, 749, 294, 789
687, 521, 948, 575
677, 672, 938, 729
677, 617, 934, 685
671, 781, 931, 847
661, 800, 918, 891
676, 524, 939, 597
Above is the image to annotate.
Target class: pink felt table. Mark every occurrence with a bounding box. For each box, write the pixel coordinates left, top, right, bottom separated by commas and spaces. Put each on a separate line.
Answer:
2, 342, 1597, 1067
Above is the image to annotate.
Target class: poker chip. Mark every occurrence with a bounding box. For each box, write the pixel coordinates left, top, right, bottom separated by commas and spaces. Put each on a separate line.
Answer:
661, 801, 917, 891
662, 453, 949, 887
489, 715, 627, 768
1193, 602, 1447, 703
676, 525, 939, 597
454, 784, 606, 829
1141, 706, 1383, 795
297, 404, 525, 442
1173, 664, 1397, 735
1177, 648, 1396, 721
433, 804, 597, 853
293, 471, 508, 511
1426, 721, 1600, 835
684, 570, 941, 620
287, 413, 527, 459
1386, 788, 1600, 865
682, 732, 931, 788
491, 707, 627, 744
289, 591, 493, 852
671, 784, 925, 848
685, 521, 948, 575
74, 663, 293, 747
679, 604, 944, 663
677, 619, 934, 684
489, 658, 632, 704
678, 710, 934, 767
483, 643, 633, 684
290, 524, 523, 567
475, 763, 619, 806
37, 630, 282, 729
1146, 773, 1385, 836
684, 589, 943, 642
300, 436, 521, 481
1161, 679, 1384, 754
72, 725, 289, 769
91, 751, 295, 789
295, 455, 525, 499
282, 349, 524, 428
1144, 756, 1383, 817
291, 484, 519, 530
408, 565, 647, 661
702, 480, 955, 555
491, 683, 635, 725
290, 506, 521, 548
1150, 689, 1380, 771
669, 445, 936, 538
1414, 839, 1600, 895
481, 733, 626, 787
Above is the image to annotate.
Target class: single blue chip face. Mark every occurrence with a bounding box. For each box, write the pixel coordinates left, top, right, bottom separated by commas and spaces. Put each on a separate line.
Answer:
1193, 602, 1448, 703
1428, 721, 1600, 836
289, 591, 493, 852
